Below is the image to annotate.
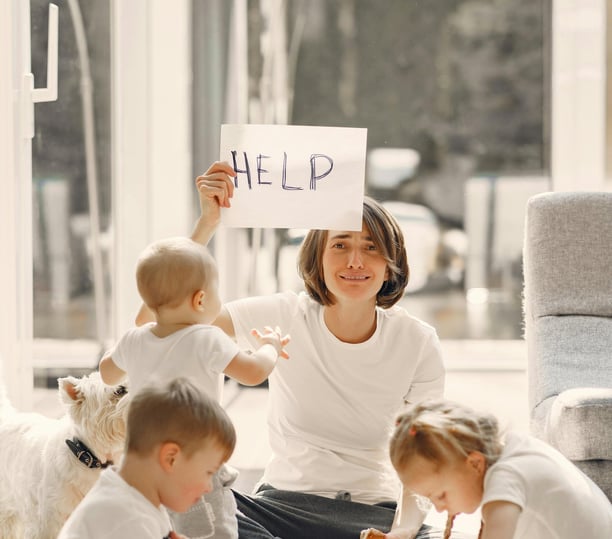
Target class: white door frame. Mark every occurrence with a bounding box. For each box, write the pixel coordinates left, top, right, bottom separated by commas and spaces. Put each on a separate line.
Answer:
0, 0, 34, 409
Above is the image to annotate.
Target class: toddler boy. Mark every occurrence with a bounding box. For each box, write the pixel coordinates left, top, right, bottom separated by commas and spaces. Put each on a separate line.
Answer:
59, 377, 236, 538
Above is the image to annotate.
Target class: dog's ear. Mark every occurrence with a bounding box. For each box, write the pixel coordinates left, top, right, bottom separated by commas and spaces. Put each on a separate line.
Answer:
58, 376, 84, 404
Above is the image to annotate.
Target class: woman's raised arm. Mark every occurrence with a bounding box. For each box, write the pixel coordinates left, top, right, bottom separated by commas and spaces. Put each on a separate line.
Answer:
191, 161, 236, 246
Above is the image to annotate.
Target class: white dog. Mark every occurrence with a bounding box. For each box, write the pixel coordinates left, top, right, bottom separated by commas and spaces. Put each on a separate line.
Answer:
0, 371, 129, 539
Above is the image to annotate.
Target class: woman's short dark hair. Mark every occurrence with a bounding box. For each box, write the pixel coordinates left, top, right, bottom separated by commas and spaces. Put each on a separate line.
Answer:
298, 196, 409, 308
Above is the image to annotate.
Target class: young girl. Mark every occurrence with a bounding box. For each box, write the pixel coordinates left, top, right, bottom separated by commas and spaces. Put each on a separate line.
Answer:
387, 399, 612, 539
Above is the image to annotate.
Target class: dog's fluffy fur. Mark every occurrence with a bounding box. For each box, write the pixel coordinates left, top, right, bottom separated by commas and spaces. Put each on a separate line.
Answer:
0, 371, 129, 539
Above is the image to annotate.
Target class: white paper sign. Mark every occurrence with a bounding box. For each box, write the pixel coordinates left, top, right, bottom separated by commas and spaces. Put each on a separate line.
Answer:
219, 124, 367, 230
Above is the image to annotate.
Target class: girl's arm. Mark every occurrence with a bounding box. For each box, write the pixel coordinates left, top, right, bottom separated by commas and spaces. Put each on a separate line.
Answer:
360, 486, 427, 539
480, 501, 521, 539
385, 486, 428, 539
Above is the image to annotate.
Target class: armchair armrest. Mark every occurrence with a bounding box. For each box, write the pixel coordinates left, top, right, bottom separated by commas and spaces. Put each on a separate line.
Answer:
549, 388, 612, 460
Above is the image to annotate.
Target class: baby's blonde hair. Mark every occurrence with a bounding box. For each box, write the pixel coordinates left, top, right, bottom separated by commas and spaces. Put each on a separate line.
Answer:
136, 237, 216, 311
390, 399, 503, 539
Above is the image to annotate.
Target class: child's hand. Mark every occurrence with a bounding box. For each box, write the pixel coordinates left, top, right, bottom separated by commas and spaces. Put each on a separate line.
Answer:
168, 531, 190, 539
195, 161, 236, 217
251, 326, 291, 359
360, 528, 386, 539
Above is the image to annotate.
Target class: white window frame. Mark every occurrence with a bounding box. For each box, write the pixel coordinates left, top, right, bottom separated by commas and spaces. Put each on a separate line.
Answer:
0, 0, 35, 409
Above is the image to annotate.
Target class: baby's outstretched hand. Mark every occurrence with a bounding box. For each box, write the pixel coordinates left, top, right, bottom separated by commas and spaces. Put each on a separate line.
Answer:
251, 326, 291, 359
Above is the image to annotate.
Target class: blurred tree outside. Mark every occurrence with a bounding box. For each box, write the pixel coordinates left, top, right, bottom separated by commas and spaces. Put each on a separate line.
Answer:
248, 0, 548, 227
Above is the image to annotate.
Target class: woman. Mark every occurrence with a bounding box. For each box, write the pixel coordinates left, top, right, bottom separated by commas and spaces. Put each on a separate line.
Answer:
189, 161, 450, 539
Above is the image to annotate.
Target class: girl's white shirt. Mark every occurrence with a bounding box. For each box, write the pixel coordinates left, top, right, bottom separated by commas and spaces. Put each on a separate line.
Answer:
483, 432, 612, 538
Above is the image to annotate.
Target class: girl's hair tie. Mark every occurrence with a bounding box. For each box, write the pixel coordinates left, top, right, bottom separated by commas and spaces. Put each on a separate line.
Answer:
409, 426, 417, 436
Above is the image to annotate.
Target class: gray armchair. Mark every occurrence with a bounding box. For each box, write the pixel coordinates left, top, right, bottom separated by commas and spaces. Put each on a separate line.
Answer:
523, 191, 612, 501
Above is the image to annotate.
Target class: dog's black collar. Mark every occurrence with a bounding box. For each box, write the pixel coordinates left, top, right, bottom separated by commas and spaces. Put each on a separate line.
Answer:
65, 437, 113, 469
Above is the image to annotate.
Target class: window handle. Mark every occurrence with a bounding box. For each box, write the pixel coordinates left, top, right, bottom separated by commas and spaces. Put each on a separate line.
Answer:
31, 3, 59, 103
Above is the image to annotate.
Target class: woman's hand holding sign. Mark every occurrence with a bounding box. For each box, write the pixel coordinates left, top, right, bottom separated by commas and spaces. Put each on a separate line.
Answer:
192, 160, 235, 245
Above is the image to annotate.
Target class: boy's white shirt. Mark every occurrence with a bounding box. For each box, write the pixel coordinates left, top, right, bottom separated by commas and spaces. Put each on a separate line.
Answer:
483, 432, 612, 538
226, 291, 445, 505
58, 467, 172, 538
108, 322, 240, 398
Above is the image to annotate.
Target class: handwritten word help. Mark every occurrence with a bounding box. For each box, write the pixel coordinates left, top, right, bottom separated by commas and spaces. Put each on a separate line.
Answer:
230, 151, 334, 191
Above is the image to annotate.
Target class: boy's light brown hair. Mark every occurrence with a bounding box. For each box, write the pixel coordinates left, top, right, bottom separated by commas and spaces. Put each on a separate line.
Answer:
136, 237, 216, 311
126, 377, 236, 460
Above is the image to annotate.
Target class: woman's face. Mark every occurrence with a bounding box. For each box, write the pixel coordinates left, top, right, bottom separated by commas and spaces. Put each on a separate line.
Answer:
321, 223, 389, 306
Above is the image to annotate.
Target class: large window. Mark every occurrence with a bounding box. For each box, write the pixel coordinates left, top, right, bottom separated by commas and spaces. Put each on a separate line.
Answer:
31, 0, 112, 367
214, 0, 552, 340
24, 0, 609, 386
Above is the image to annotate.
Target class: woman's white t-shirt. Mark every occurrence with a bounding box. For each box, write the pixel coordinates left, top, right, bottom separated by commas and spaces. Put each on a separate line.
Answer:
226, 291, 445, 504
483, 432, 612, 538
